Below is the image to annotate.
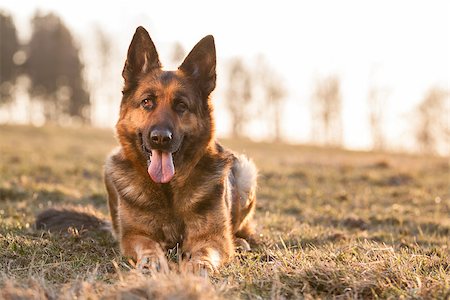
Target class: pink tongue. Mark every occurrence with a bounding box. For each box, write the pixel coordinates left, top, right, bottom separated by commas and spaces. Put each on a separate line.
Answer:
147, 150, 175, 183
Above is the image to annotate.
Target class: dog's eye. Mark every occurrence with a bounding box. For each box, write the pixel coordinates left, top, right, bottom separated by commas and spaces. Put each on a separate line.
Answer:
174, 101, 188, 113
141, 96, 155, 111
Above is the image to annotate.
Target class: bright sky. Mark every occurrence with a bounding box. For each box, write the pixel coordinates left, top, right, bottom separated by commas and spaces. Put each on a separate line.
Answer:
1, 0, 449, 151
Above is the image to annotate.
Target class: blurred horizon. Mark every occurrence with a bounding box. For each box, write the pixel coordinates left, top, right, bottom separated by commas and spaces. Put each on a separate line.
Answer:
0, 0, 449, 155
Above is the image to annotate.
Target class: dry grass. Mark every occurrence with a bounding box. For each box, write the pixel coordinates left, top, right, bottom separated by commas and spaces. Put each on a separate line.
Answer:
0, 124, 449, 299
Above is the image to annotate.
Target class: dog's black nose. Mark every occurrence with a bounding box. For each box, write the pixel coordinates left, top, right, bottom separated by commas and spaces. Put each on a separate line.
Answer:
150, 129, 172, 147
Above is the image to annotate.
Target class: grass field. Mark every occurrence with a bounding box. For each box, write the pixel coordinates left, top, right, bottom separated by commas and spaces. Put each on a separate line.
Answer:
0, 124, 449, 299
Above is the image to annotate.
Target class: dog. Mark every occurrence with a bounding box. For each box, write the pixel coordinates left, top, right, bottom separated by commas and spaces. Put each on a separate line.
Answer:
36, 26, 258, 273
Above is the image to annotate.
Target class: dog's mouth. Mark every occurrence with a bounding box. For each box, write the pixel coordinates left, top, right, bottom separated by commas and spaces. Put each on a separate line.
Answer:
139, 133, 181, 184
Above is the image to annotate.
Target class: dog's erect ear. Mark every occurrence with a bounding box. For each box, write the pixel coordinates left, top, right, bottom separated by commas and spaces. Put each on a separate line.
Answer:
122, 26, 161, 85
179, 35, 216, 97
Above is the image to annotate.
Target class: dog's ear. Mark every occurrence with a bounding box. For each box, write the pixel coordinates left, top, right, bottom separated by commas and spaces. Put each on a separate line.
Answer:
179, 35, 216, 97
122, 26, 161, 86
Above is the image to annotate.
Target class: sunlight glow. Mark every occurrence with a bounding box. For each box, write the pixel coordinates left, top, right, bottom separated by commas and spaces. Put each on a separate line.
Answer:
1, 0, 449, 153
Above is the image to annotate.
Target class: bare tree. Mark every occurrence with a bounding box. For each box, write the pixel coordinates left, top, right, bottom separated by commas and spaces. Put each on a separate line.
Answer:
254, 57, 287, 141
26, 12, 90, 123
264, 75, 286, 142
414, 87, 449, 155
171, 41, 185, 66
225, 58, 253, 138
311, 75, 343, 146
88, 25, 115, 127
0, 11, 20, 105
203, 54, 288, 141
368, 87, 390, 151
94, 26, 112, 81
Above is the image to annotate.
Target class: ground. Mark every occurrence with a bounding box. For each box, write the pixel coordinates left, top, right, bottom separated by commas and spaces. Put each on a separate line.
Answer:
0, 125, 448, 299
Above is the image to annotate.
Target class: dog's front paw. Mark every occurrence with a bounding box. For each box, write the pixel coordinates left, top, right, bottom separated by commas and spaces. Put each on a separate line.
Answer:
181, 259, 214, 277
235, 238, 251, 252
136, 254, 169, 274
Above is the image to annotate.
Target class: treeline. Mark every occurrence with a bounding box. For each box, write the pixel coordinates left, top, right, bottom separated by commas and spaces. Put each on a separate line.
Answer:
1, 11, 89, 124
0, 10, 448, 154
223, 57, 449, 155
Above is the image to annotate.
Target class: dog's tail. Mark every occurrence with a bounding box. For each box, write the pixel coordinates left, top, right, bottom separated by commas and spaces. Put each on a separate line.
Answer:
231, 154, 258, 242
233, 154, 258, 202
35, 206, 110, 234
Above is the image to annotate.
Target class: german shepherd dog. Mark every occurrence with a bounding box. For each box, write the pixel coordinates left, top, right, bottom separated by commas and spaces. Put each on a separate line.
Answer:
36, 26, 257, 273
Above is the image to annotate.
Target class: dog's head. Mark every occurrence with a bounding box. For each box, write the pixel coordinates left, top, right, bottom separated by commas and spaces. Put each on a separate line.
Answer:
116, 26, 216, 183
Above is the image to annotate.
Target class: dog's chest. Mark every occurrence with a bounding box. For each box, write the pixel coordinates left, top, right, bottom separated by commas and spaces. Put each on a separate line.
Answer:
155, 188, 187, 249
160, 221, 184, 249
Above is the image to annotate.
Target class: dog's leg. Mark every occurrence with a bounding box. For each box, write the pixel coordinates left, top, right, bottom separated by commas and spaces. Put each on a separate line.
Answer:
234, 194, 257, 244
181, 216, 234, 275
121, 234, 169, 274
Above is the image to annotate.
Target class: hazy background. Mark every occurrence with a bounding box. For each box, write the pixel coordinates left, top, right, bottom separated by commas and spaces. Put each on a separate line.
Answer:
1, 0, 449, 154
